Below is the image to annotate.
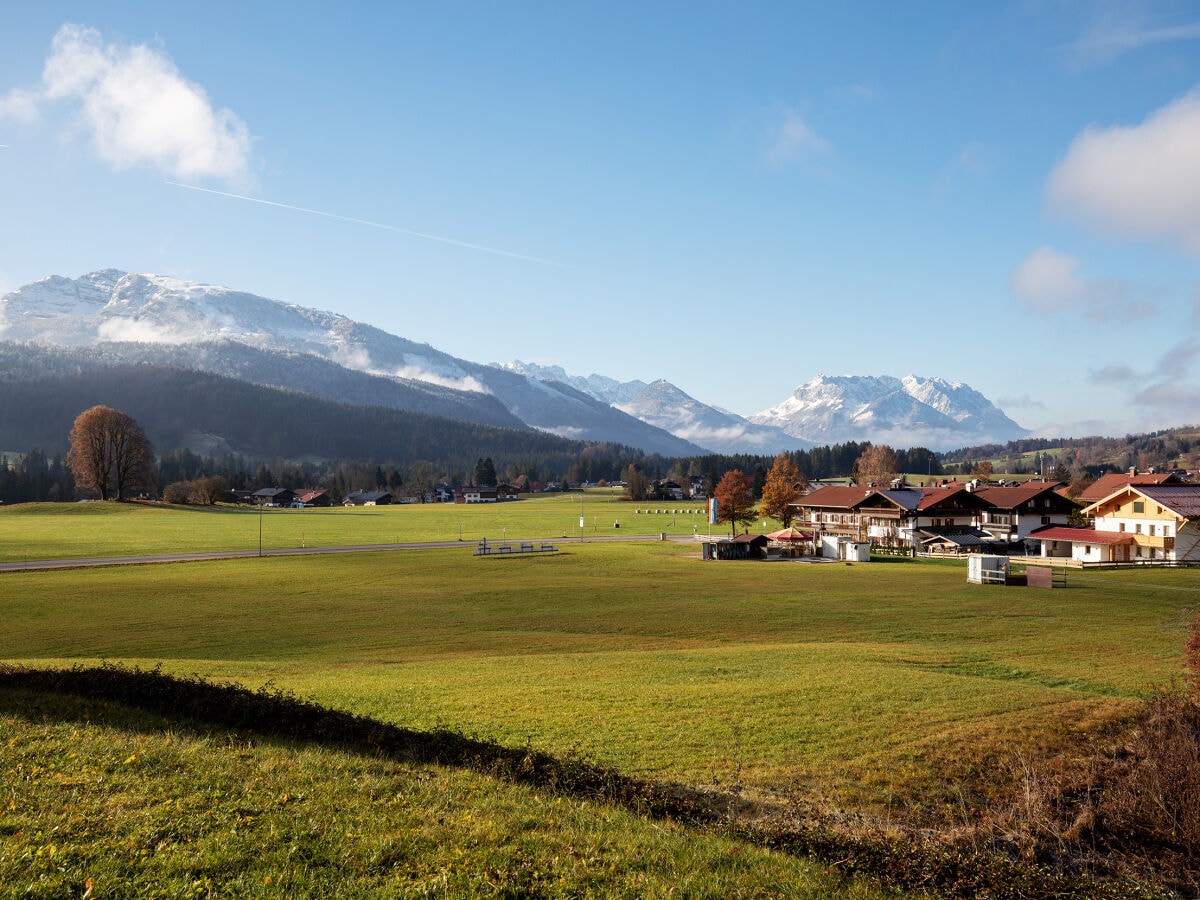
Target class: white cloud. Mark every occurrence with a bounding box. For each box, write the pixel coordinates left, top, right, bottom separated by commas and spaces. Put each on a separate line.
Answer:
1009, 246, 1151, 318
388, 365, 488, 395
1068, 13, 1200, 68
1046, 89, 1200, 257
0, 88, 39, 123
764, 107, 831, 167
0, 24, 252, 181
96, 317, 186, 344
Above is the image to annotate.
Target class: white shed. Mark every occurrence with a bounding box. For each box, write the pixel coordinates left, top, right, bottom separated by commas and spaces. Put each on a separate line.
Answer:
967, 554, 1008, 585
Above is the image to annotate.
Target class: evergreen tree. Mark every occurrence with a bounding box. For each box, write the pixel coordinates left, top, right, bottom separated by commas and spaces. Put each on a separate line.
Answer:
474, 456, 497, 486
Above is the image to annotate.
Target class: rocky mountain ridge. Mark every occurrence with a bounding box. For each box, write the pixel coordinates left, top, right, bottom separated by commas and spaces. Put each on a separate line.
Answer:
0, 271, 1028, 453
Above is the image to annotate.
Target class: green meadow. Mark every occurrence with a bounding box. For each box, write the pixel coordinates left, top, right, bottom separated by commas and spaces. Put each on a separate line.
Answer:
2, 496, 1196, 896
0, 493, 713, 561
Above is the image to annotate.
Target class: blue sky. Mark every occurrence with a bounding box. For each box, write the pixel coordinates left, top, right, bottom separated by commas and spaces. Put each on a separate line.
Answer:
3, 3, 1200, 440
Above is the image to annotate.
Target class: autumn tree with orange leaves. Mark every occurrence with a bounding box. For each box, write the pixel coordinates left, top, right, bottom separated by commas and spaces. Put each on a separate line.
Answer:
853, 443, 899, 487
759, 452, 809, 527
67, 405, 154, 500
713, 468, 758, 537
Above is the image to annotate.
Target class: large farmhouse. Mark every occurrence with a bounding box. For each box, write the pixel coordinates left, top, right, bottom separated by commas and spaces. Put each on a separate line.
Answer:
1034, 483, 1200, 564
792, 481, 1073, 553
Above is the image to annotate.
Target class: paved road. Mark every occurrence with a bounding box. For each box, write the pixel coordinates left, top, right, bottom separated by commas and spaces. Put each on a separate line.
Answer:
0, 533, 697, 573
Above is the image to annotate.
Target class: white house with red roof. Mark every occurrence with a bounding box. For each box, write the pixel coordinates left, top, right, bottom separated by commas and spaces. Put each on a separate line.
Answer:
1034, 483, 1200, 564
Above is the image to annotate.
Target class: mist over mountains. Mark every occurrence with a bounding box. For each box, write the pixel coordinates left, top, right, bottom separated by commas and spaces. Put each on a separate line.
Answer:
0, 271, 1029, 456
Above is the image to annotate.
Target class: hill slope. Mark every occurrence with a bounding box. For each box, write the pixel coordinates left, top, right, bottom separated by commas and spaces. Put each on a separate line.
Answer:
0, 358, 594, 469
0, 271, 703, 456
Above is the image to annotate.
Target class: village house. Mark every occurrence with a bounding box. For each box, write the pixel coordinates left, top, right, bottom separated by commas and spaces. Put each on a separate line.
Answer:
792, 483, 994, 552
342, 490, 392, 507
251, 487, 296, 507
454, 485, 498, 503
292, 489, 331, 508
1074, 468, 1181, 504
972, 481, 1075, 546
1034, 483, 1200, 565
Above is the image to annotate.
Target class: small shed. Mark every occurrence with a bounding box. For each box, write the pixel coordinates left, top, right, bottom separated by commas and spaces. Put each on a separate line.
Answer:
967, 554, 1009, 585
820, 536, 870, 561
703, 534, 769, 560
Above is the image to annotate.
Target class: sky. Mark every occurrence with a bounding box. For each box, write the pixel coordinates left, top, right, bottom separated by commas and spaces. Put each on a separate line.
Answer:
3, 2, 1200, 440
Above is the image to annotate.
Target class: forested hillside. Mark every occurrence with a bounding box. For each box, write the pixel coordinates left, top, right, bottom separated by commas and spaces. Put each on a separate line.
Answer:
943, 428, 1200, 476
0, 363, 601, 474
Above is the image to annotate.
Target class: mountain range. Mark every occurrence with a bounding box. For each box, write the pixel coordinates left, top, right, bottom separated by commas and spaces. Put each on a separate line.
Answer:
0, 270, 1028, 456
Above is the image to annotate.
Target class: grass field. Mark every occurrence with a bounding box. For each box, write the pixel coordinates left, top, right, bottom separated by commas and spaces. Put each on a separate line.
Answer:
2, 498, 1196, 896
0, 493, 719, 562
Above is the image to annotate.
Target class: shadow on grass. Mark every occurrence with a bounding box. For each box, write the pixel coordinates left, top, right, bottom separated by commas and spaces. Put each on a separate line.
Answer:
0, 662, 728, 824
0, 663, 1156, 899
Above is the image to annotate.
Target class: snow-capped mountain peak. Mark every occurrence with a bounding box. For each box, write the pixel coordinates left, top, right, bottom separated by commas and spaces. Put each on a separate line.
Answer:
0, 270, 706, 457
749, 373, 1027, 451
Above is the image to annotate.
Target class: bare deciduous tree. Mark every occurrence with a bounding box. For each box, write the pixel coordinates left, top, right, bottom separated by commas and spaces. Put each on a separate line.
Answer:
67, 405, 154, 500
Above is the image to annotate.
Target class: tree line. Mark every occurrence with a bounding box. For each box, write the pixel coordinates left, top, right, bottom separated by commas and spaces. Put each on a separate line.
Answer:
6, 398, 1192, 507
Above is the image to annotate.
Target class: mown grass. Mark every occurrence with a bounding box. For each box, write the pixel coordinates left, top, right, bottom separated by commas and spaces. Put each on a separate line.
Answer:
4, 541, 1195, 808
0, 493, 717, 561
3, 503, 1198, 895
4, 687, 896, 899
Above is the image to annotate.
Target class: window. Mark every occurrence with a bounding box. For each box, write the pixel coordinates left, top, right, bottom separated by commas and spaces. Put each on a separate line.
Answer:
1041, 516, 1051, 525
1136, 523, 1142, 534
1133, 501, 1145, 513
1149, 524, 1156, 536
1119, 522, 1126, 532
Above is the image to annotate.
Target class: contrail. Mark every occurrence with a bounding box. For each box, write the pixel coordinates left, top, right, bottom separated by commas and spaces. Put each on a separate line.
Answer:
165, 181, 558, 266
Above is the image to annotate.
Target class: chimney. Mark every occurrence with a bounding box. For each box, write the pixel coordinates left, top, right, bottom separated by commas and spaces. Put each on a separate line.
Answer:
1129, 466, 1137, 476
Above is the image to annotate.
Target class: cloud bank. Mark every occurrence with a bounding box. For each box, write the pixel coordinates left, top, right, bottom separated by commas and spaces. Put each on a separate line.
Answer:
0, 24, 252, 181
1046, 89, 1200, 258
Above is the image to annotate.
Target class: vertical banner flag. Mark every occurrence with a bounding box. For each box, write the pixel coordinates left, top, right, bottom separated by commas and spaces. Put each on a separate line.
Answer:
707, 498, 718, 525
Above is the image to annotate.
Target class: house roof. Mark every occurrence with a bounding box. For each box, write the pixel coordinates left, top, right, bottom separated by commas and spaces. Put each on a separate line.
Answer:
346, 490, 391, 501
1137, 485, 1200, 517
1076, 471, 1181, 502
794, 485, 875, 509
916, 485, 990, 511
873, 489, 921, 511
918, 527, 992, 547
1030, 526, 1134, 545
799, 484, 992, 513
973, 482, 1068, 510
294, 489, 327, 503
1080, 483, 1200, 518
730, 533, 769, 545
252, 487, 292, 497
